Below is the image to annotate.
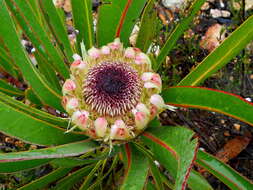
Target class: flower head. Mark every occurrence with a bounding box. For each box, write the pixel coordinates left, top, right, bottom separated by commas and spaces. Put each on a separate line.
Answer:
62, 38, 165, 144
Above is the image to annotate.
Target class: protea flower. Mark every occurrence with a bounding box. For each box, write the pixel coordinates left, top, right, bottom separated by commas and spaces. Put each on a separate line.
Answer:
62, 38, 166, 144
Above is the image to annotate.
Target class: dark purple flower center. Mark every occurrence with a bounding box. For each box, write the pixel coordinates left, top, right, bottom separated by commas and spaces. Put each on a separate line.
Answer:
97, 69, 125, 95
83, 62, 142, 116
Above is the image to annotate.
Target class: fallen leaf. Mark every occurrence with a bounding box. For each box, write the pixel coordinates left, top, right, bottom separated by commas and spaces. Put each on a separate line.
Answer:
215, 134, 251, 163
200, 23, 225, 52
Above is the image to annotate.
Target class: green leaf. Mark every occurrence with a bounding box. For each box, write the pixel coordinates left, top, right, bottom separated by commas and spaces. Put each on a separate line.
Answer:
120, 143, 149, 190
188, 170, 214, 190
71, 0, 94, 52
0, 97, 85, 146
135, 0, 157, 52
162, 86, 253, 127
53, 165, 94, 190
34, 51, 61, 91
141, 126, 201, 190
146, 181, 156, 190
196, 151, 253, 190
25, 88, 42, 106
133, 141, 166, 190
51, 158, 97, 168
79, 160, 104, 190
0, 140, 98, 162
19, 167, 72, 190
5, 0, 69, 79
178, 15, 253, 86
0, 91, 68, 128
149, 160, 165, 190
0, 79, 24, 97
156, 0, 205, 69
97, 0, 147, 46
27, 0, 41, 20
0, 159, 52, 173
0, 46, 18, 78
0, 0, 63, 111
38, 0, 74, 62
86, 156, 119, 190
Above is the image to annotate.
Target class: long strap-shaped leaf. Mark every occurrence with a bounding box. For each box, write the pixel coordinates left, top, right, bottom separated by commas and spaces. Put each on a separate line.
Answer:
71, 0, 94, 52
196, 151, 253, 190
0, 159, 52, 173
0, 45, 18, 77
0, 0, 63, 111
141, 126, 199, 190
0, 79, 24, 97
53, 165, 94, 190
178, 15, 253, 86
120, 143, 149, 190
97, 0, 147, 46
156, 0, 205, 70
5, 0, 69, 79
0, 140, 97, 162
0, 98, 85, 146
19, 167, 72, 190
162, 86, 253, 126
0, 90, 68, 128
135, 0, 158, 52
38, 0, 74, 62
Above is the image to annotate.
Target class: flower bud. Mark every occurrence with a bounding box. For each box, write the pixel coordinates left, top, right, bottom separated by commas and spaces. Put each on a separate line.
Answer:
150, 105, 158, 118
134, 111, 149, 130
88, 47, 100, 59
142, 72, 162, 91
141, 72, 153, 81
124, 47, 135, 58
144, 82, 160, 90
108, 38, 122, 50
72, 110, 89, 129
94, 117, 108, 137
135, 52, 151, 65
66, 98, 79, 112
110, 120, 131, 140
72, 53, 82, 60
136, 103, 150, 115
62, 79, 76, 95
150, 74, 162, 86
70, 60, 86, 72
150, 94, 165, 110
101, 46, 110, 55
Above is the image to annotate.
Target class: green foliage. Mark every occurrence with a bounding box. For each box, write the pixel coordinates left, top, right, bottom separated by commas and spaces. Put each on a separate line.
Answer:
0, 0, 253, 189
